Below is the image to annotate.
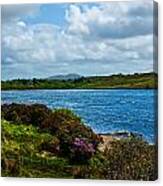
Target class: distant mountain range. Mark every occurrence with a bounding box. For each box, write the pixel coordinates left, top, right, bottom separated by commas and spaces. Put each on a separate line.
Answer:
47, 73, 81, 80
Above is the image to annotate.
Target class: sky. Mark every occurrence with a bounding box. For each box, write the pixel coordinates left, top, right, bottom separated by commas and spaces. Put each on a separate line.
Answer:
1, 1, 157, 80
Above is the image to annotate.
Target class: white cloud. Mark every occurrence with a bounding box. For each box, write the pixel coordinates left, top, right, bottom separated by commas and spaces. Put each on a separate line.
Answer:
66, 1, 154, 39
1, 2, 155, 79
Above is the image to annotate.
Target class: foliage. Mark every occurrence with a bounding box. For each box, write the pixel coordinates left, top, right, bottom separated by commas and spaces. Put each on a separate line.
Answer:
47, 109, 100, 159
41, 136, 60, 154
2, 103, 51, 126
1, 120, 70, 178
1, 104, 157, 180
101, 137, 158, 180
1, 104, 100, 164
74, 137, 157, 180
40, 108, 82, 132
1, 72, 158, 90
70, 138, 96, 164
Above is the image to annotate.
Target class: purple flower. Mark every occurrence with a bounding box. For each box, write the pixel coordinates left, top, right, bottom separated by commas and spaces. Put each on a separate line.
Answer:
72, 137, 95, 155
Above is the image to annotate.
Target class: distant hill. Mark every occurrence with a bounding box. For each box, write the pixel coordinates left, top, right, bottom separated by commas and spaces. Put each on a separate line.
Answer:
1, 72, 158, 90
47, 73, 81, 80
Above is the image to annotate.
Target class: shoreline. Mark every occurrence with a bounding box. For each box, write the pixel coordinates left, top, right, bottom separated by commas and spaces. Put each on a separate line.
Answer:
1, 102, 156, 144
98, 131, 155, 153
1, 87, 158, 91
98, 131, 156, 145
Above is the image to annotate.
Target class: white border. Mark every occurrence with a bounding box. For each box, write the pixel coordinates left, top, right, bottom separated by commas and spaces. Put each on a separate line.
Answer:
0, 0, 162, 186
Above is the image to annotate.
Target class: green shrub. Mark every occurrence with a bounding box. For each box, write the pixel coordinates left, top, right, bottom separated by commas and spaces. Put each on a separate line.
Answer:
1, 120, 73, 178
1, 104, 101, 164
36, 107, 101, 161
41, 136, 60, 154
52, 121, 100, 163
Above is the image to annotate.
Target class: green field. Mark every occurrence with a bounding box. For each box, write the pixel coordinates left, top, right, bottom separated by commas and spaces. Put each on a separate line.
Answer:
1, 72, 157, 90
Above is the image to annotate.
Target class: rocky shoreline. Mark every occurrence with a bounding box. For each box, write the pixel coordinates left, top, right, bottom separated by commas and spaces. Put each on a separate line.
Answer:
98, 131, 144, 152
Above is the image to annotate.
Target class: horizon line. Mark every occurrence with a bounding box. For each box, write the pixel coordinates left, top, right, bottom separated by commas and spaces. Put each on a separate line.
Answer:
1, 71, 157, 81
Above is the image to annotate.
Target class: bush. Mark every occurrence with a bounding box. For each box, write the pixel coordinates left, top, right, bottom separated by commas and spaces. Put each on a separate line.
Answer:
2, 103, 51, 126
1, 116, 157, 179
101, 137, 157, 180
41, 136, 60, 154
54, 119, 100, 161
2, 104, 101, 163
71, 137, 157, 180
72, 153, 106, 179
40, 108, 82, 132
41, 109, 101, 162
69, 138, 95, 164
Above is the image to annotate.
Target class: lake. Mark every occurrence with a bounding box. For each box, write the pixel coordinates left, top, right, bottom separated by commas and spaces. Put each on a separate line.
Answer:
1, 89, 157, 143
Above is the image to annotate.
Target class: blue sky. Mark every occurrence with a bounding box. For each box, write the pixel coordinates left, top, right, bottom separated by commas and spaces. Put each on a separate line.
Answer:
24, 4, 67, 26
1, 1, 156, 80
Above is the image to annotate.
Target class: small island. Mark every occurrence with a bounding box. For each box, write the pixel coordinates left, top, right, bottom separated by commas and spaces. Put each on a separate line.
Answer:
1, 103, 157, 180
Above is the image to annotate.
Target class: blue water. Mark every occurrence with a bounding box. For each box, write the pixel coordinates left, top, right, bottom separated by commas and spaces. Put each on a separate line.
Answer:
1, 89, 157, 143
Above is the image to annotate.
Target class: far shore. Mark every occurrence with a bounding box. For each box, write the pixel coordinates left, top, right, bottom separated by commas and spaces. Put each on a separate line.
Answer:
1, 87, 157, 91
1, 72, 158, 90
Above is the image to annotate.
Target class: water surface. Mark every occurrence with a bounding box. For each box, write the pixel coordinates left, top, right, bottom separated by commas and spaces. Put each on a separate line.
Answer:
1, 89, 157, 143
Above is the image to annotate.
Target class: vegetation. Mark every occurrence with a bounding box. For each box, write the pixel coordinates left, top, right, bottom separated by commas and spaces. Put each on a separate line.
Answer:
1, 104, 100, 164
1, 104, 157, 180
1, 72, 157, 90
1, 120, 71, 178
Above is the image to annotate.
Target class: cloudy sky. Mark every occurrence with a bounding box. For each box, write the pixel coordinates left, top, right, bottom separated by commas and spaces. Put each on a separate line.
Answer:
1, 1, 156, 80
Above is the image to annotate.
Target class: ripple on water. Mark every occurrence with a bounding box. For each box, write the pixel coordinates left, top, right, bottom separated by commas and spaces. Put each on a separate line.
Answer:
1, 89, 157, 143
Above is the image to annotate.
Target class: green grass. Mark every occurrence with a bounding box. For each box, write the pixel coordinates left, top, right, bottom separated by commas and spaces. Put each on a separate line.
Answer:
1, 72, 157, 90
1, 120, 72, 178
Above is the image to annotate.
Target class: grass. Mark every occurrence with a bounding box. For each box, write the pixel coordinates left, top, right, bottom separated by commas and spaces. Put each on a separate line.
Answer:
1, 72, 157, 90
1, 120, 72, 178
1, 103, 158, 180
